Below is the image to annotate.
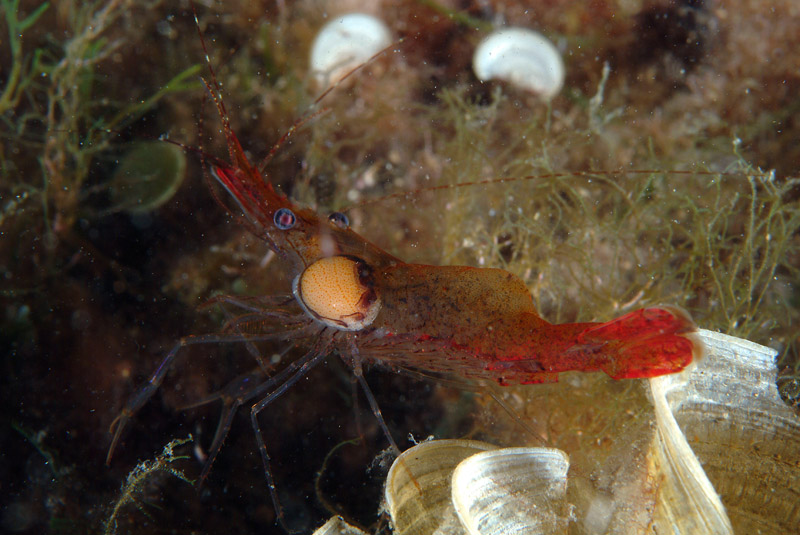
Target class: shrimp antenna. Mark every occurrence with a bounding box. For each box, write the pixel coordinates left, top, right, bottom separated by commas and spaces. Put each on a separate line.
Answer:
311, 37, 406, 108
340, 167, 779, 213
189, 2, 273, 238
192, 0, 406, 196
255, 37, 406, 175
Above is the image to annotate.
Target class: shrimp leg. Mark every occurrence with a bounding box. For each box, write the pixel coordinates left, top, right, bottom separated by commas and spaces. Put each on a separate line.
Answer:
347, 337, 401, 454
178, 346, 296, 483
249, 344, 331, 532
106, 330, 313, 465
180, 368, 263, 481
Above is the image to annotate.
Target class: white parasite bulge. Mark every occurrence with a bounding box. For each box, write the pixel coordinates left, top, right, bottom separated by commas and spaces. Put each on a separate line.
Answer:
309, 13, 392, 86
473, 27, 565, 99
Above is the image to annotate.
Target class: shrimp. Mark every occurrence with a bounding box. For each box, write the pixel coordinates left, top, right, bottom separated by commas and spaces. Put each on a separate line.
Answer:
198, 105, 701, 386
106, 9, 702, 529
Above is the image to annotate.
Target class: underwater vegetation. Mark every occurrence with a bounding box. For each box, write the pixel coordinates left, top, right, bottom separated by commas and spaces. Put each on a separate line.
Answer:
102, 436, 192, 535
1, 0, 798, 534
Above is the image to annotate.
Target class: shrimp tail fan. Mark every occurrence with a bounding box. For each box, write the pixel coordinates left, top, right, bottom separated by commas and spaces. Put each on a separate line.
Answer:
578, 306, 703, 380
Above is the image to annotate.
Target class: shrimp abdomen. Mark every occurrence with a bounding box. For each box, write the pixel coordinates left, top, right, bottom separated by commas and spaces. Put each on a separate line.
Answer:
372, 264, 700, 383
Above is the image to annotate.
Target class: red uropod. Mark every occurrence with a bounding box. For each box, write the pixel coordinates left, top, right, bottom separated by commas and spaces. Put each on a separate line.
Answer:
106, 6, 704, 530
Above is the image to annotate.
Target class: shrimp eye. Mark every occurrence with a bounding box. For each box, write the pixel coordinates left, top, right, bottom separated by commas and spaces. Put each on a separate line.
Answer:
273, 208, 296, 230
293, 255, 381, 331
328, 211, 349, 229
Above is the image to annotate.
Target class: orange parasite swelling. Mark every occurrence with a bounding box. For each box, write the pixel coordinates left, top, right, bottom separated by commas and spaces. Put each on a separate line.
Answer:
106, 7, 703, 529
294, 254, 382, 331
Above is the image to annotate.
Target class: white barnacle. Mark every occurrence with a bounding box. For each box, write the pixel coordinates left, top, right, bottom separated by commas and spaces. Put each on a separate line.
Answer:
472, 27, 565, 99
309, 13, 392, 87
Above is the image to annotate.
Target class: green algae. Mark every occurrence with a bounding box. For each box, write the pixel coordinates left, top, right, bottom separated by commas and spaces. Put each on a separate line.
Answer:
105, 142, 187, 215
103, 436, 193, 535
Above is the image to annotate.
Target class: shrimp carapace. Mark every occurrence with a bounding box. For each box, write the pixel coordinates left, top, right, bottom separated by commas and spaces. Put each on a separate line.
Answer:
210, 161, 400, 274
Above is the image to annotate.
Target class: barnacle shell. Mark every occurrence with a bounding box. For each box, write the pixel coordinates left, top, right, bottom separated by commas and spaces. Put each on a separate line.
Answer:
310, 14, 392, 86
472, 28, 565, 99
383, 330, 800, 534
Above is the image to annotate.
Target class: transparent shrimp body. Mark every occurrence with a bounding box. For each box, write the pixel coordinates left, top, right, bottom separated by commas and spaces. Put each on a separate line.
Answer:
107, 16, 702, 530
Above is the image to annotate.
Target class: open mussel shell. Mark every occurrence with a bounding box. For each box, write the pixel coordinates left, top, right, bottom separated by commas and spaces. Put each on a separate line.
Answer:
106, 141, 186, 214
383, 329, 799, 534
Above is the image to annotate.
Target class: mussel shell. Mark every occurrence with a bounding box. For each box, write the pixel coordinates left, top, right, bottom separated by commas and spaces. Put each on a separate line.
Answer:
385, 439, 498, 535
472, 28, 565, 99
452, 447, 570, 535
309, 13, 392, 86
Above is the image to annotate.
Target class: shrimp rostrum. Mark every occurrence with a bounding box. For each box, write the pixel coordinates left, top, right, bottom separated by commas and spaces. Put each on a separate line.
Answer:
106, 45, 702, 523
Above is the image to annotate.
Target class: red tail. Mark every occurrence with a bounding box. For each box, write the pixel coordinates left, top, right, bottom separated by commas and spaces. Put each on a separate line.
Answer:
577, 306, 701, 379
